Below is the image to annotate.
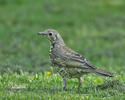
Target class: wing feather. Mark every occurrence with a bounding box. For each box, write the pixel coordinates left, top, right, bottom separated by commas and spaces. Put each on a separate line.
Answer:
58, 46, 96, 69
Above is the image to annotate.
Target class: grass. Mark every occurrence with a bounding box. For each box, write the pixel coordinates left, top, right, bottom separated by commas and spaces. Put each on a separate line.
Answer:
0, 72, 124, 100
0, 0, 125, 99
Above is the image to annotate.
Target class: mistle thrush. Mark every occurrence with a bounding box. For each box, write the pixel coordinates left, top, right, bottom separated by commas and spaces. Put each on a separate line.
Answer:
37, 29, 115, 90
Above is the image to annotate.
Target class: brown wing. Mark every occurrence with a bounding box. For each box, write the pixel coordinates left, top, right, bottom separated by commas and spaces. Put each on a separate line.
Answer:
59, 46, 96, 70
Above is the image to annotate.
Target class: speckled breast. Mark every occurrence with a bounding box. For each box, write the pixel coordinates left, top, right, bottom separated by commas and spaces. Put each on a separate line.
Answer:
49, 45, 87, 78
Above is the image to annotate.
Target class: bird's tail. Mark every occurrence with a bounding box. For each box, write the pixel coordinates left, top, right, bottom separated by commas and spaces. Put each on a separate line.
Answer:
93, 68, 115, 77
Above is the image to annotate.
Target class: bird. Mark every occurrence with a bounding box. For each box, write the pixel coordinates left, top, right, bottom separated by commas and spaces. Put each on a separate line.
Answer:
37, 29, 115, 90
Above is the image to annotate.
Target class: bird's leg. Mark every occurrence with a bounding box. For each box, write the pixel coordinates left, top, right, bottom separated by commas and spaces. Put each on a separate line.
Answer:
62, 77, 67, 90
78, 77, 82, 91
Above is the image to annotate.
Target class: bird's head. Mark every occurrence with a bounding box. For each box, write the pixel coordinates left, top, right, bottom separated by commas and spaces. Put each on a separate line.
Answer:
37, 29, 64, 45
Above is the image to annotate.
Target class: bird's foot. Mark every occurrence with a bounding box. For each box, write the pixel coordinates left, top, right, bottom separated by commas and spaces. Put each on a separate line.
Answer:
63, 86, 67, 91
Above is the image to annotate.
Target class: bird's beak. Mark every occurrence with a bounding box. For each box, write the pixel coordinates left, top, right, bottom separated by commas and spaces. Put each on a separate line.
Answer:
37, 32, 46, 35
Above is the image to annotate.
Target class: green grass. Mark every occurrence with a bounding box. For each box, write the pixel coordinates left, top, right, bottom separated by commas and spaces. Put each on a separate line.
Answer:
0, 0, 125, 99
0, 72, 124, 100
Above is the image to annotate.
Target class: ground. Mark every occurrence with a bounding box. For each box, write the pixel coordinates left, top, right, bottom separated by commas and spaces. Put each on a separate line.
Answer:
0, 0, 125, 99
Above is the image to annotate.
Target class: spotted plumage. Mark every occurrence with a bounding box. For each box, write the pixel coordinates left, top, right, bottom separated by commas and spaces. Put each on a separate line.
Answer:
37, 29, 115, 90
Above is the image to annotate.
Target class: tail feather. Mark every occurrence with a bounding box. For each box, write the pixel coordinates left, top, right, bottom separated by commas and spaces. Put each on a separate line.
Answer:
93, 68, 115, 77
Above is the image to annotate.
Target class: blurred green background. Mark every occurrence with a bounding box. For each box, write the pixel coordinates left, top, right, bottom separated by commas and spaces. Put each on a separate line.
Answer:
0, 0, 125, 74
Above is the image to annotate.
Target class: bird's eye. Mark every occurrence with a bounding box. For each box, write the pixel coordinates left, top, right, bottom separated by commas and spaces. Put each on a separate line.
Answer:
49, 33, 52, 36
